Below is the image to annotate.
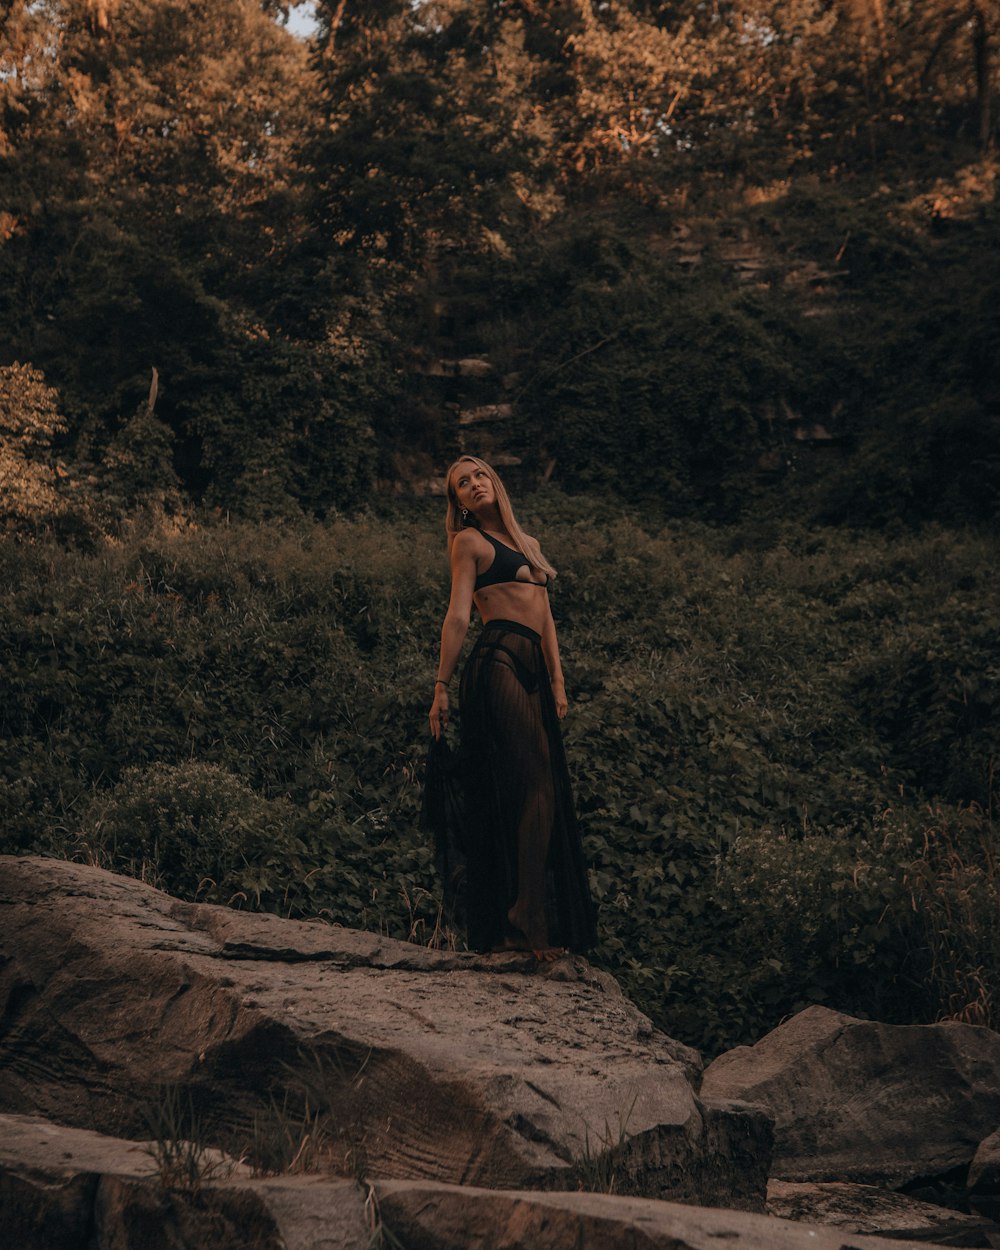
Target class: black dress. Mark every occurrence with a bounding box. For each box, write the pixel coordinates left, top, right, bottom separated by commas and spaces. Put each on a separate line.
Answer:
425, 617, 597, 953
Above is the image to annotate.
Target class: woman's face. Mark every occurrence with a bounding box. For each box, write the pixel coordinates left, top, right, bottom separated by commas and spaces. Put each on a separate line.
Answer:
451, 461, 495, 515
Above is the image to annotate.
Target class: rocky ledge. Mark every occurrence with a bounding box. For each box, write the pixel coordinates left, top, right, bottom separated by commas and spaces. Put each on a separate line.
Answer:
0, 1112, 970, 1250
0, 855, 767, 1206
4, 855, 1000, 1249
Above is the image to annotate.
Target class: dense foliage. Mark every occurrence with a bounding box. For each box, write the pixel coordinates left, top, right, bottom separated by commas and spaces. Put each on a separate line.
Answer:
1, 1, 998, 520
2, 508, 996, 1053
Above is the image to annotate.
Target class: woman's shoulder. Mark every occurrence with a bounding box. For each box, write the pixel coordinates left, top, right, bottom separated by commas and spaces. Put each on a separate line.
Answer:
451, 528, 488, 557
453, 526, 487, 545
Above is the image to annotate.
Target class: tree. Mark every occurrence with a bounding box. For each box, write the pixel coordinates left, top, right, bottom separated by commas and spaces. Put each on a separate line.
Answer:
0, 0, 377, 513
0, 363, 69, 531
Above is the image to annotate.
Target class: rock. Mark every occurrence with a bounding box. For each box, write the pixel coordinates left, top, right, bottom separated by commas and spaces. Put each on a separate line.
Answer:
768, 1180, 1000, 1246
0, 1112, 372, 1250
458, 403, 513, 425
0, 1113, 147, 1250
969, 1128, 1000, 1194
0, 1116, 962, 1250
968, 1127, 1000, 1225
411, 357, 494, 378
456, 357, 494, 377
375, 1178, 967, 1250
701, 1005, 1000, 1186
0, 856, 770, 1208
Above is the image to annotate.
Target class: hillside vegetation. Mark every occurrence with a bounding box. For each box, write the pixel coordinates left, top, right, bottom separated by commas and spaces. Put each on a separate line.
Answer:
2, 506, 995, 1053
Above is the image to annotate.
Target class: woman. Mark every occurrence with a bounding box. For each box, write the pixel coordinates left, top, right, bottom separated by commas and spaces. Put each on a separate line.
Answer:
428, 455, 596, 959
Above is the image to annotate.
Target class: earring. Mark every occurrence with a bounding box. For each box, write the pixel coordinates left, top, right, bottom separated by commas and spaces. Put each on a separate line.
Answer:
461, 507, 469, 522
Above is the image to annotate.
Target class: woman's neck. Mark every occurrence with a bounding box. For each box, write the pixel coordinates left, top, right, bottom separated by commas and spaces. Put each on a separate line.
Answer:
474, 504, 504, 532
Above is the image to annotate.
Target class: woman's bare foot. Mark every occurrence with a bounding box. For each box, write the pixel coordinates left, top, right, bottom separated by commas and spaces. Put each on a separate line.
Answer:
491, 937, 566, 962
506, 903, 557, 961
531, 945, 567, 962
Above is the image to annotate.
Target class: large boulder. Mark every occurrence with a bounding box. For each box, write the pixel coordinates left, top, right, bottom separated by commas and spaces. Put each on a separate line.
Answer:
969, 1127, 1000, 1225
0, 856, 770, 1208
969, 1128, 1000, 1194
0, 1112, 958, 1250
701, 1005, 1000, 1186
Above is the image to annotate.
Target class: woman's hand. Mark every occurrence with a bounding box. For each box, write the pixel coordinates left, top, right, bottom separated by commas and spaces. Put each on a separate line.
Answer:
429, 687, 450, 740
551, 677, 568, 720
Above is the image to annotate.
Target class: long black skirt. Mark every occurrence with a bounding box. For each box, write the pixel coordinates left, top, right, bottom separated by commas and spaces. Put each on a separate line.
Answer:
441, 618, 597, 953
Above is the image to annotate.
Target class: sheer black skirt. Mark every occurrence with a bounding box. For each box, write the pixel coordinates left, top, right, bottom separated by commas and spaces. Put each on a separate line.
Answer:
448, 619, 597, 953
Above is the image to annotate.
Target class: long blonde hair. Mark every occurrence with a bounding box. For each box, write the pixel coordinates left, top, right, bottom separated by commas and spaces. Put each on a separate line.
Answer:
444, 455, 556, 579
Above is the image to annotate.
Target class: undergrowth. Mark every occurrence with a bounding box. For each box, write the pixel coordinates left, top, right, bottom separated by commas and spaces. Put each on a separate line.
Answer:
1, 505, 997, 1053
577, 1091, 638, 1195
141, 1085, 237, 1193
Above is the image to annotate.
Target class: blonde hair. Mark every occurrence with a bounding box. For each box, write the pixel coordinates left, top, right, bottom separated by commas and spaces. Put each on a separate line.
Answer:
444, 455, 556, 579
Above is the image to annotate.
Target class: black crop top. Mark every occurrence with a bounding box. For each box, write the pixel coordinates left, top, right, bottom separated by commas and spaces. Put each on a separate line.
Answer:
474, 531, 548, 592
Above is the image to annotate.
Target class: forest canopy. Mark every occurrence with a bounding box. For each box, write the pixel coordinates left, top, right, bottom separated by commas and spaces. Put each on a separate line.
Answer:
1, 0, 997, 524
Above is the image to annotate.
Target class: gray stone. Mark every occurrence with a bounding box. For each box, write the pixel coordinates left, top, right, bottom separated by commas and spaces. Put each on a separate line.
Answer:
969, 1128, 1000, 1194
0, 856, 769, 1208
0, 1117, 963, 1250
768, 1179, 999, 1246
701, 1005, 1000, 1185
0, 1112, 373, 1250
0, 1114, 126, 1250
968, 1127, 1000, 1226
374, 1178, 968, 1249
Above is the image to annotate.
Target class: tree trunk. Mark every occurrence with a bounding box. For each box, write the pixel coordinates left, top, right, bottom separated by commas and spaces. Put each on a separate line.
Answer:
972, 5, 993, 149
871, 0, 889, 80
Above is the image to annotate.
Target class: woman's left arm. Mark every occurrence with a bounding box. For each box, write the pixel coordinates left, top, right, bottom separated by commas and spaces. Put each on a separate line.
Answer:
541, 595, 568, 719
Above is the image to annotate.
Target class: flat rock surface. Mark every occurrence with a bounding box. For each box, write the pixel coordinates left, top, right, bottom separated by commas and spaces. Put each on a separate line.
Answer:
0, 1112, 372, 1250
0, 856, 769, 1206
375, 1178, 965, 1250
701, 1005, 1000, 1186
0, 1110, 164, 1180
0, 1114, 960, 1250
768, 1180, 999, 1246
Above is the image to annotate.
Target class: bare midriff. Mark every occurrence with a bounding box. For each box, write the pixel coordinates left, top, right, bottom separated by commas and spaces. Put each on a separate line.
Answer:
474, 581, 550, 635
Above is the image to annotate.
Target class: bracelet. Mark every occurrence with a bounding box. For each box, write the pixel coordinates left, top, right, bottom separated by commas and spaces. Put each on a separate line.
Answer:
434, 679, 449, 688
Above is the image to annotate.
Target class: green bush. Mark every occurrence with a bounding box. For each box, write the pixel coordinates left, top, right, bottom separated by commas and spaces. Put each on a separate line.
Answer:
73, 761, 311, 911
715, 801, 1000, 1035
0, 362, 98, 542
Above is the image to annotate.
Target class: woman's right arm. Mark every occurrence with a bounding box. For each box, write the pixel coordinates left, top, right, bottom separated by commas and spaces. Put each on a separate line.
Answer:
429, 531, 478, 740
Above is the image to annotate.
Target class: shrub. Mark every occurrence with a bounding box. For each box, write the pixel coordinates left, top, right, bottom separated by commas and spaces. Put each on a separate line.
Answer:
0, 362, 69, 532
73, 761, 311, 911
715, 801, 999, 1035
